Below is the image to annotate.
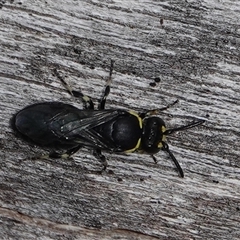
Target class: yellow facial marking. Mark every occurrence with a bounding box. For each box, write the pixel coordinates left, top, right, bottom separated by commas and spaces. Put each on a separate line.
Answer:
158, 142, 163, 148
162, 126, 166, 141
158, 126, 166, 148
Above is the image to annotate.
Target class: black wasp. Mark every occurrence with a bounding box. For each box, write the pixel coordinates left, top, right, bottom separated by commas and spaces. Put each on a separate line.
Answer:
13, 60, 205, 177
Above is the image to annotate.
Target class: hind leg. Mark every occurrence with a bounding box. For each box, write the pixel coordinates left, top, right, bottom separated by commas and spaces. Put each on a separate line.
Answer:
54, 68, 94, 110
29, 145, 82, 161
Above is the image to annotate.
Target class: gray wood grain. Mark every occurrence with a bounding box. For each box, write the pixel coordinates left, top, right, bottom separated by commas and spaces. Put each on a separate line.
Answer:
0, 0, 239, 239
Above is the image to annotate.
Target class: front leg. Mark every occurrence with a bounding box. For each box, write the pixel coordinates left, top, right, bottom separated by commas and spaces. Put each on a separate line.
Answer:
28, 145, 82, 162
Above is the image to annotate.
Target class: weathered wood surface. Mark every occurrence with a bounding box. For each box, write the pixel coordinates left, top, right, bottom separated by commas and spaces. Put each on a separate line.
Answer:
0, 0, 240, 239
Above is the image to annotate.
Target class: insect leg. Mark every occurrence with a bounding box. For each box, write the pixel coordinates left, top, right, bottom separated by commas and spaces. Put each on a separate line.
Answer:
99, 60, 114, 110
93, 149, 108, 171
139, 100, 178, 118
162, 142, 184, 178
151, 145, 184, 178
30, 145, 82, 160
54, 69, 94, 109
49, 145, 82, 159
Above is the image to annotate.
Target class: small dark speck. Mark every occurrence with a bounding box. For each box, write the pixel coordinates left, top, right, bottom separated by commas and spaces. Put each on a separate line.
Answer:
132, 70, 137, 75
140, 178, 144, 182
79, 60, 86, 65
85, 219, 102, 229
117, 177, 123, 182
12, 219, 22, 224
212, 180, 219, 184
150, 199, 161, 204
160, 18, 164, 25
149, 82, 156, 87
154, 77, 161, 83
90, 65, 95, 70
73, 48, 81, 54
206, 113, 210, 118
0, 139, 4, 149
108, 169, 114, 174
236, 206, 240, 211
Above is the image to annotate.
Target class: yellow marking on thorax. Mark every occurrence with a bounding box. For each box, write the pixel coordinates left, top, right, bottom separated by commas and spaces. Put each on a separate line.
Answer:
125, 138, 141, 153
128, 110, 143, 128
124, 110, 143, 153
